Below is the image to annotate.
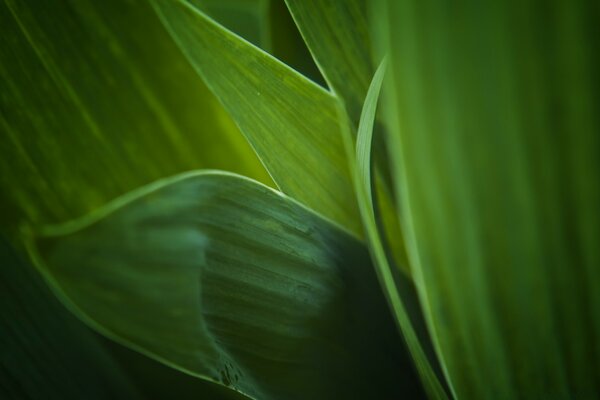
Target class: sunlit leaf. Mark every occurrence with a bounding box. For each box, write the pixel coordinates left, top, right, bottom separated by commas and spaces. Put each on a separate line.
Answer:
152, 0, 362, 237
28, 171, 423, 400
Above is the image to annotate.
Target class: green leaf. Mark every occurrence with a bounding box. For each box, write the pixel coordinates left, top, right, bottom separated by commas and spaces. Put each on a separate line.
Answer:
376, 0, 600, 398
27, 171, 424, 400
152, 0, 362, 237
0, 0, 270, 233
285, 0, 374, 125
0, 237, 140, 399
344, 61, 449, 399
282, 0, 409, 283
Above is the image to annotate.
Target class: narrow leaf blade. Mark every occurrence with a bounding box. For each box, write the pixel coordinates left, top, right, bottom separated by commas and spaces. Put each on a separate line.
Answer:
152, 0, 362, 236
285, 0, 374, 125
348, 61, 449, 399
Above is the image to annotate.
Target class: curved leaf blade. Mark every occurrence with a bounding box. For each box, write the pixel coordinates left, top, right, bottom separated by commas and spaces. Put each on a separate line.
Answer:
152, 0, 362, 237
346, 61, 449, 399
28, 171, 423, 400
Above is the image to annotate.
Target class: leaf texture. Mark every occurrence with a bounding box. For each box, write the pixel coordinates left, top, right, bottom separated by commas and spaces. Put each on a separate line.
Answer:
376, 0, 600, 398
0, 0, 270, 233
153, 0, 362, 237
28, 171, 423, 400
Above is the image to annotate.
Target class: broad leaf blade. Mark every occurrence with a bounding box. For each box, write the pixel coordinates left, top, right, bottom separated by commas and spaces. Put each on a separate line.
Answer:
0, 0, 270, 233
285, 0, 373, 125
28, 171, 423, 400
377, 0, 600, 398
152, 0, 362, 237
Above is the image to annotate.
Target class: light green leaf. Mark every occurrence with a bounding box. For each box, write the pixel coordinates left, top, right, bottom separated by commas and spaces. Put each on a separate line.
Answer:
0, 238, 140, 399
376, 0, 600, 398
27, 171, 423, 400
285, 0, 374, 125
152, 0, 362, 237
344, 61, 449, 399
0, 0, 270, 234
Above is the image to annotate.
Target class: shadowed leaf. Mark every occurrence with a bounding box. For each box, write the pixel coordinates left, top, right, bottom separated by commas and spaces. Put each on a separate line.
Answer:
28, 171, 423, 400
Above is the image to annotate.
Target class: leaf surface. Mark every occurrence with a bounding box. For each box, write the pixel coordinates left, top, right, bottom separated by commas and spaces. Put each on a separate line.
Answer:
0, 0, 270, 233
153, 0, 362, 236
376, 0, 600, 397
284, 0, 374, 126
28, 171, 423, 400
346, 62, 449, 399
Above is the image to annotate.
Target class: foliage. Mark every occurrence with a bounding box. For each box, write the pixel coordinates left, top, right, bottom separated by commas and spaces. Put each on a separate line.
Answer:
1, 0, 598, 399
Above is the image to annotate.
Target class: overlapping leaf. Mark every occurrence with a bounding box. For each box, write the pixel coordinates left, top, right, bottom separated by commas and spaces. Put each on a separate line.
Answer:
344, 62, 449, 399
285, 0, 373, 125
28, 171, 422, 400
0, 238, 140, 399
152, 0, 362, 237
283, 0, 411, 279
0, 0, 270, 234
376, 0, 600, 398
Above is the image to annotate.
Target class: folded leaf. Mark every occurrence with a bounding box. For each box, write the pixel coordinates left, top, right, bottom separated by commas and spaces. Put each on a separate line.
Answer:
28, 171, 423, 400
0, 0, 270, 233
152, 0, 361, 237
376, 0, 600, 397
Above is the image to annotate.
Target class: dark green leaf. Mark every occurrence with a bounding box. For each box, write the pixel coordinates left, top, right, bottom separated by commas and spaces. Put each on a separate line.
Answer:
0, 238, 140, 400
28, 171, 423, 400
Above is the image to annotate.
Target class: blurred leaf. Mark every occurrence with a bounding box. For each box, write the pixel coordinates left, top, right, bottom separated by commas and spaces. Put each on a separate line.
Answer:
285, 0, 374, 125
343, 61, 449, 399
0, 0, 271, 234
376, 0, 600, 398
28, 171, 423, 400
152, 0, 362, 237
0, 237, 140, 400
